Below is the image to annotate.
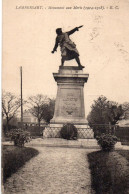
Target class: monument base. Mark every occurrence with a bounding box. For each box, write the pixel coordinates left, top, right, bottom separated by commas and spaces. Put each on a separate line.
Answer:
46, 66, 92, 139
43, 123, 94, 139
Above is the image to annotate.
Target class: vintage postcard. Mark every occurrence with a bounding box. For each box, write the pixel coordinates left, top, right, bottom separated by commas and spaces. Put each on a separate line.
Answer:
2, 0, 129, 193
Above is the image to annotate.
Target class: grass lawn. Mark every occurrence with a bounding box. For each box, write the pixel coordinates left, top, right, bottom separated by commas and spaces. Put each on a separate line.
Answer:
88, 150, 129, 194
2, 145, 39, 183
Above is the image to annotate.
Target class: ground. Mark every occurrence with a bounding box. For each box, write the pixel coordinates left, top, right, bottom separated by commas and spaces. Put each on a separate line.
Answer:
4, 147, 95, 194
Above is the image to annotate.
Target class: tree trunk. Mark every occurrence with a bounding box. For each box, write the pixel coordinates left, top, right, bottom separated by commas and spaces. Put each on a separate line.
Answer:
38, 120, 40, 130
6, 117, 9, 131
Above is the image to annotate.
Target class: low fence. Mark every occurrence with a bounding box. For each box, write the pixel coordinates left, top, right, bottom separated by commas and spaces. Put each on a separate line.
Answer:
26, 126, 46, 137
115, 126, 129, 144
25, 123, 129, 141
18, 123, 47, 137
89, 124, 129, 144
89, 124, 116, 137
43, 125, 94, 139
5, 122, 129, 142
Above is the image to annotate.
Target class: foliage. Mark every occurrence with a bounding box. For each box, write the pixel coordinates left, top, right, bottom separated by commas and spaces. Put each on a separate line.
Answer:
96, 133, 117, 151
87, 96, 123, 135
2, 146, 39, 182
3, 124, 17, 133
87, 96, 123, 125
60, 123, 78, 140
121, 102, 129, 119
116, 150, 129, 162
2, 91, 21, 131
27, 94, 55, 126
88, 150, 129, 194
6, 129, 31, 147
42, 99, 55, 123
122, 102, 129, 112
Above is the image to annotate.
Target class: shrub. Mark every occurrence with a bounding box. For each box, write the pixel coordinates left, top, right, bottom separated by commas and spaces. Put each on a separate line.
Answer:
6, 129, 31, 147
88, 150, 129, 194
60, 123, 78, 140
3, 124, 17, 133
3, 146, 39, 182
96, 133, 117, 151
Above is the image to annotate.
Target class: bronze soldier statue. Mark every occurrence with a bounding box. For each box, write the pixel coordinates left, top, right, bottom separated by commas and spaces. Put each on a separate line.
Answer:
51, 26, 85, 68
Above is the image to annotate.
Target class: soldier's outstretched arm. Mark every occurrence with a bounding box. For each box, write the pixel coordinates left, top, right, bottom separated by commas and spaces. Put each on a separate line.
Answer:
67, 25, 83, 36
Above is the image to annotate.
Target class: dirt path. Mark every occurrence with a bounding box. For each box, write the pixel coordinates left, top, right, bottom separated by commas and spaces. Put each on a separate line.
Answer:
4, 147, 94, 194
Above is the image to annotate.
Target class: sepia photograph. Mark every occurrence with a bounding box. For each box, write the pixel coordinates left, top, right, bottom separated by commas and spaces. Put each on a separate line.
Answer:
2, 0, 129, 193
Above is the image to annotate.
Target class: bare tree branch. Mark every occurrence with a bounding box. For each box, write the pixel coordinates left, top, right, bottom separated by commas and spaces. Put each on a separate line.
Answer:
2, 91, 21, 130
27, 94, 50, 127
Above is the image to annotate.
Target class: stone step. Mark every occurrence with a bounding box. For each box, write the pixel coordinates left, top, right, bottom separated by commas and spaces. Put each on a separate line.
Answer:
2, 138, 127, 150
26, 138, 124, 149
26, 138, 100, 149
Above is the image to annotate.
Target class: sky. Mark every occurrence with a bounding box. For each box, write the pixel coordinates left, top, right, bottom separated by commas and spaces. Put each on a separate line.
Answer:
2, 0, 129, 117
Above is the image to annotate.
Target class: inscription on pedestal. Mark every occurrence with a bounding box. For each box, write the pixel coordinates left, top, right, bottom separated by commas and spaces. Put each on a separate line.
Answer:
60, 88, 81, 117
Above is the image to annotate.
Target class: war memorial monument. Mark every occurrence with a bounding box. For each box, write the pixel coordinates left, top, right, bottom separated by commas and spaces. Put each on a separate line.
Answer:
43, 26, 94, 138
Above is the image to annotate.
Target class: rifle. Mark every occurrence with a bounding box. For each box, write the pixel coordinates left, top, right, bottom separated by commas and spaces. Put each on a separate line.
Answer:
78, 25, 83, 29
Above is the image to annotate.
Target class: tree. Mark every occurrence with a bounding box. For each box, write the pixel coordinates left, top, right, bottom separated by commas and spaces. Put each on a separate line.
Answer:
42, 98, 55, 123
121, 102, 129, 119
122, 102, 129, 112
27, 94, 55, 127
2, 91, 21, 131
87, 96, 123, 135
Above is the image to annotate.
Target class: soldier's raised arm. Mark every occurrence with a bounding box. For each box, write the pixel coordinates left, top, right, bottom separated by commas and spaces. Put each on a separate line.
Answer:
67, 25, 83, 36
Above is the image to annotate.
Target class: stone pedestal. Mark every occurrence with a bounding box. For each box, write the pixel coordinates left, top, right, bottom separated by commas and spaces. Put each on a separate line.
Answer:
43, 66, 94, 138
51, 66, 89, 124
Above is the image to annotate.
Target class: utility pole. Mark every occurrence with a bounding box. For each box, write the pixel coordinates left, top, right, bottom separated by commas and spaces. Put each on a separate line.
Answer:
20, 66, 23, 129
